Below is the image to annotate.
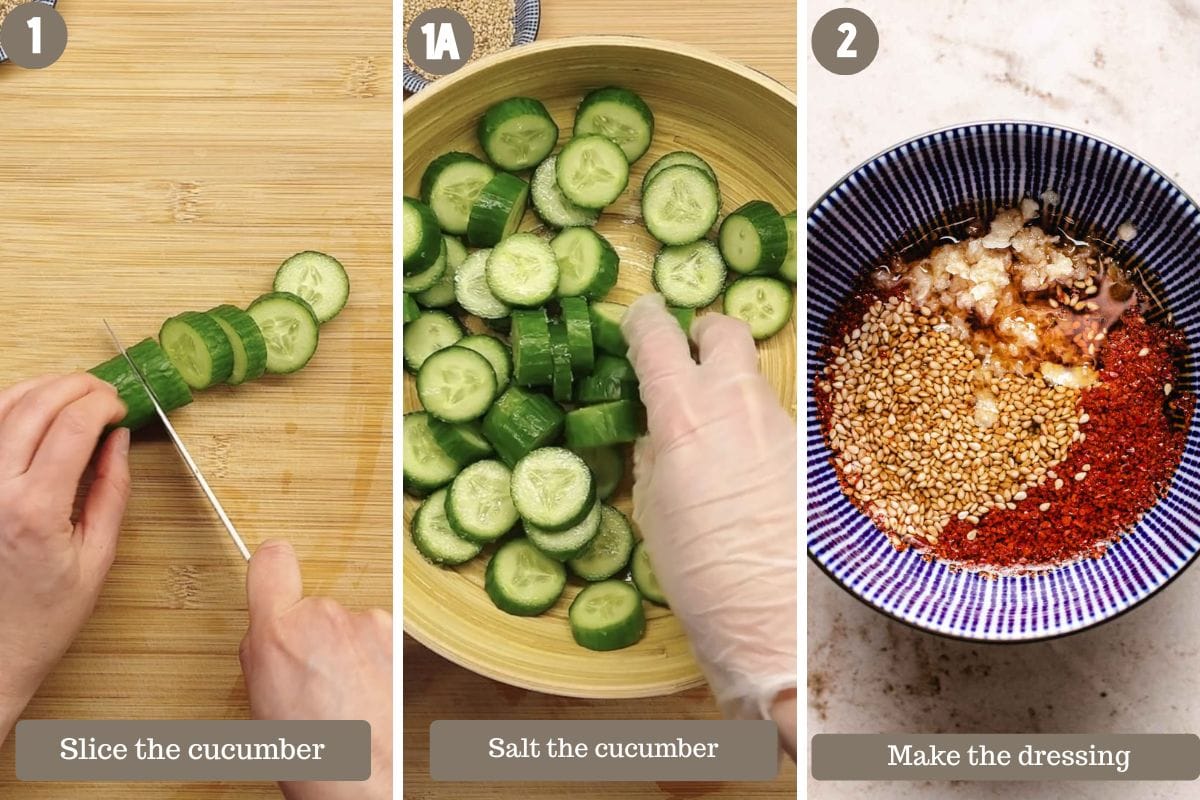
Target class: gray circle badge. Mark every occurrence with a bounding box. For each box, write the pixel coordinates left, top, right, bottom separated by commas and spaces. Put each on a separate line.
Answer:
0, 2, 67, 69
811, 8, 878, 76
406, 8, 475, 76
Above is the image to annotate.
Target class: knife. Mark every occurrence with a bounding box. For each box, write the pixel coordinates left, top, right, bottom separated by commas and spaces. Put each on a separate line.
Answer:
102, 320, 252, 562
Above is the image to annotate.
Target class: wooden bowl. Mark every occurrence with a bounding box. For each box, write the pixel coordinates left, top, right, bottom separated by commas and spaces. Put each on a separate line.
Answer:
403, 36, 797, 698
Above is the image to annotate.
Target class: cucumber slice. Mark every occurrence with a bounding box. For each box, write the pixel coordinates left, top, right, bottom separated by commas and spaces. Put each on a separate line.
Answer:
631, 541, 668, 606
719, 200, 789, 275
548, 321, 574, 403
652, 240, 727, 308
573, 445, 624, 499
574, 86, 655, 163
402, 237, 447, 294
206, 305, 268, 385
403, 294, 421, 323
412, 488, 482, 566
90, 338, 193, 429
555, 135, 630, 209
568, 504, 634, 580
642, 165, 721, 246
428, 417, 493, 465
552, 228, 619, 299
574, 370, 639, 404
417, 346, 498, 423
420, 152, 497, 235
486, 233, 560, 308
456, 334, 512, 393
404, 197, 442, 274
274, 251, 351, 323
510, 309, 554, 387
565, 400, 645, 448
531, 155, 601, 229
779, 210, 797, 283
559, 296, 595, 373
669, 306, 695, 334
484, 538, 567, 616
403, 411, 462, 496
247, 292, 321, 374
569, 580, 646, 651
403, 310, 463, 372
642, 151, 718, 193
526, 500, 602, 562
447, 459, 519, 544
159, 311, 235, 389
588, 301, 629, 357
467, 172, 530, 248
416, 236, 467, 308
511, 446, 596, 531
723, 276, 794, 340
455, 249, 511, 320
478, 97, 559, 172
481, 386, 565, 466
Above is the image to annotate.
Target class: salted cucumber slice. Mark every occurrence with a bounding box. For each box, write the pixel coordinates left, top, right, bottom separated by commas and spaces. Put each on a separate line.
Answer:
247, 291, 321, 374
273, 250, 350, 323
206, 305, 268, 385
159, 311, 235, 389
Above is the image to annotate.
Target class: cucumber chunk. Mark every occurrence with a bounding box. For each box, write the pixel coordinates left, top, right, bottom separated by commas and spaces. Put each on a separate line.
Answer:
588, 301, 629, 357
779, 210, 797, 283
574, 86, 655, 163
568, 504, 635, 581
416, 346, 498, 423
652, 240, 727, 308
412, 488, 482, 566
454, 249, 511, 320
510, 309, 554, 387
403, 293, 421, 323
526, 500, 602, 562
481, 386, 565, 466
416, 236, 467, 308
511, 447, 596, 531
90, 338, 193, 429
719, 200, 789, 275
404, 197, 442, 274
552, 228, 619, 299
428, 417, 493, 465
478, 97, 559, 172
206, 305, 268, 385
547, 321, 574, 403
467, 172, 530, 248
247, 292, 321, 374
403, 411, 462, 496
642, 165, 721, 246
669, 306, 695, 334
420, 152, 496, 235
456, 334, 512, 393
565, 400, 646, 448
572, 445, 625, 499
569, 580, 646, 651
642, 150, 718, 193
556, 135, 630, 209
723, 275, 794, 340
447, 459, 519, 544
531, 155, 601, 229
485, 538, 567, 616
403, 237, 448, 294
486, 233, 559, 308
403, 310, 463, 372
159, 311, 235, 389
631, 541, 668, 606
559, 296, 595, 373
274, 250, 351, 323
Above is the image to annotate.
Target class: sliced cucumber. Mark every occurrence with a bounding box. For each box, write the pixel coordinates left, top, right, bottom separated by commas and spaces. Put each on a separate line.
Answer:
588, 301, 629, 357
403, 411, 462, 496
454, 249, 511, 320
90, 338, 193, 429
485, 538, 567, 616
274, 251, 350, 323
719, 200, 789, 275
526, 500, 602, 562
531, 155, 601, 229
481, 386, 565, 467
456, 334, 512, 393
631, 541, 668, 606
159, 311, 235, 389
416, 236, 467, 308
574, 86, 655, 163
467, 172, 529, 248
510, 309, 554, 387
246, 292, 321, 374
565, 400, 645, 448
569, 580, 646, 651
478, 97, 559, 172
779, 210, 797, 283
412, 488, 482, 566
642, 165, 721, 246
552, 228, 619, 299
404, 197, 442, 274
573, 445, 624, 499
420, 152, 496, 235
511, 446, 596, 531
669, 306, 695, 334
403, 309, 463, 372
428, 417, 493, 465
559, 296, 595, 373
206, 305, 268, 385
416, 346, 498, 423
574, 368, 639, 404
548, 321, 574, 403
568, 505, 635, 581
486, 233, 559, 307
403, 294, 421, 323
556, 135, 630, 209
652, 240, 727, 308
447, 459, 519, 544
642, 151, 718, 193
723, 275, 794, 340
403, 236, 448, 293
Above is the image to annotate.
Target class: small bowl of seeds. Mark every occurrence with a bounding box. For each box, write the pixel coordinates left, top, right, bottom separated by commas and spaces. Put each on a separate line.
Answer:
403, 0, 541, 94
0, 0, 56, 63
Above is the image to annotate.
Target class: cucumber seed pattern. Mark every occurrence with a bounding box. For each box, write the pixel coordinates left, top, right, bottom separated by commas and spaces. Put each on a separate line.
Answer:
500, 125, 550, 162
571, 150, 617, 189
663, 178, 702, 222
292, 263, 327, 312
258, 314, 301, 357
590, 114, 637, 148
443, 177, 489, 215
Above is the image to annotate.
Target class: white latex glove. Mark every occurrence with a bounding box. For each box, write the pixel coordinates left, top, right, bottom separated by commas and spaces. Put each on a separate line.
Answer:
621, 294, 797, 727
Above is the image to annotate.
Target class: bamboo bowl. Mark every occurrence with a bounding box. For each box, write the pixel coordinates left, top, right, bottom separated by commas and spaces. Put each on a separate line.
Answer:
403, 36, 797, 697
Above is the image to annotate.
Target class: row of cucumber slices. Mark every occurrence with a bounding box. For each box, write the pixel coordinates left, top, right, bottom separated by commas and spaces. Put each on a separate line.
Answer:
89, 251, 349, 429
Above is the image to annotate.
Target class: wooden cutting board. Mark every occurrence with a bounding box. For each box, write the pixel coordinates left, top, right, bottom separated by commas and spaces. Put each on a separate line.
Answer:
0, 1, 392, 797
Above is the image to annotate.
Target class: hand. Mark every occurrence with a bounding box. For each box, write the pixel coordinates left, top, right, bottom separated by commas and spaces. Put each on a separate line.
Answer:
0, 374, 131, 745
240, 540, 393, 800
621, 295, 797, 753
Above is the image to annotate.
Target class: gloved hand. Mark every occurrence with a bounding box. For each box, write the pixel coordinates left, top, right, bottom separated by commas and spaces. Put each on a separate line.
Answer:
621, 295, 797, 732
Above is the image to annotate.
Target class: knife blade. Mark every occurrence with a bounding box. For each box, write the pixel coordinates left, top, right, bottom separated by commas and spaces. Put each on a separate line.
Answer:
102, 320, 252, 561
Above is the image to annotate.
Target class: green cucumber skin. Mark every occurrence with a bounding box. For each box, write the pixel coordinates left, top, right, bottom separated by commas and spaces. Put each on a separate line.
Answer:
207, 304, 269, 385
420, 152, 496, 235
415, 236, 467, 308
90, 357, 154, 430
574, 374, 639, 405
428, 418, 493, 465
510, 309, 554, 387
669, 306, 695, 334
403, 294, 421, 323
412, 489, 482, 567
273, 251, 351, 324
402, 237, 448, 294
569, 580, 647, 651
467, 173, 530, 248
480, 386, 565, 467
574, 86, 655, 163
478, 98, 559, 172
548, 322, 574, 403
559, 296, 595, 373
780, 210, 798, 283
159, 311, 236, 389
572, 445, 625, 500
568, 504, 634, 581
564, 400, 646, 449
404, 197, 443, 274
484, 538, 567, 616
588, 302, 629, 357
552, 228, 619, 300
719, 200, 789, 275
89, 338, 194, 430
247, 292, 321, 375
631, 541, 669, 606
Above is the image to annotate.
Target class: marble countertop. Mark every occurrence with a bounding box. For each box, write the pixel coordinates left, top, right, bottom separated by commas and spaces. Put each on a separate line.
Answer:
807, 1, 1200, 798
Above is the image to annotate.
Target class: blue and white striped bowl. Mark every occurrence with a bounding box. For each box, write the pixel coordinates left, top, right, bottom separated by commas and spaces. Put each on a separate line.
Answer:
0, 0, 57, 63
402, 0, 541, 95
807, 122, 1200, 641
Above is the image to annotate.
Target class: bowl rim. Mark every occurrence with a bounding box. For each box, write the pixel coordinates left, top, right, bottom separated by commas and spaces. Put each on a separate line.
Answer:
807, 119, 1200, 644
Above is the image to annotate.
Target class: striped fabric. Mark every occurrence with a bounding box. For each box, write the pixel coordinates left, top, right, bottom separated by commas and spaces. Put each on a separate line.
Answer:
403, 0, 541, 95
0, 0, 57, 63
